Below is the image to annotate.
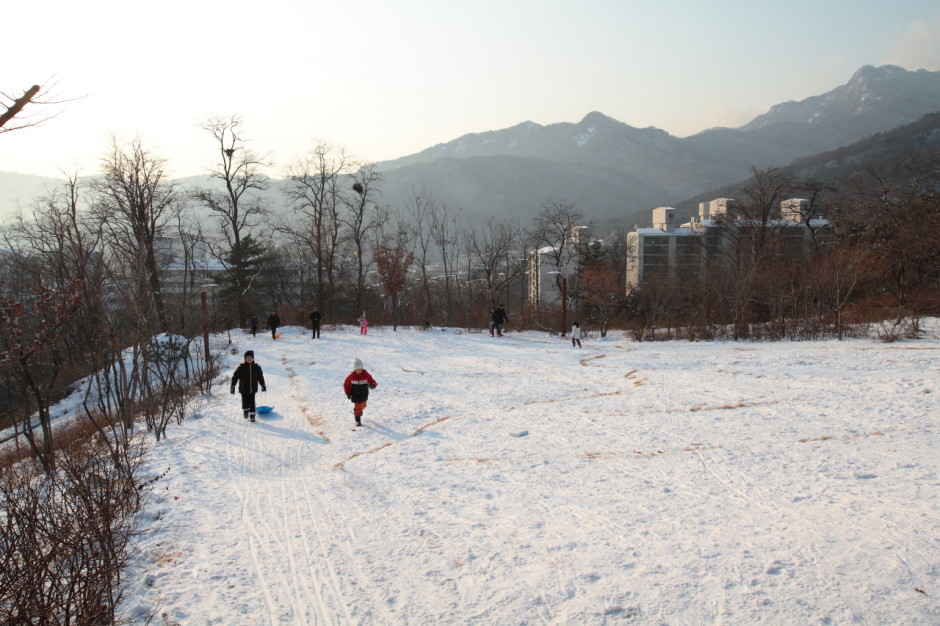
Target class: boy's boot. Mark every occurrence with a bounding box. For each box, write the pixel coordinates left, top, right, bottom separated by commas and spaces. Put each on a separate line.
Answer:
355, 413, 362, 427
243, 410, 249, 420
249, 412, 256, 422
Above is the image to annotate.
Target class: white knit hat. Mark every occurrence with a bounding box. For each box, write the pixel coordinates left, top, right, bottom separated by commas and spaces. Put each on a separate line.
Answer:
353, 358, 364, 370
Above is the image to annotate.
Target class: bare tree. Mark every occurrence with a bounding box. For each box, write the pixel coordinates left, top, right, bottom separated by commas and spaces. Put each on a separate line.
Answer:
847, 153, 940, 319
788, 180, 836, 252
372, 216, 415, 331
467, 217, 525, 316
282, 142, 349, 316
0, 173, 119, 444
169, 208, 212, 336
0, 84, 46, 133
342, 164, 384, 315
528, 199, 585, 284
430, 202, 463, 326
1, 80, 74, 137
193, 115, 270, 326
632, 277, 681, 340
404, 188, 443, 324
606, 226, 631, 294
738, 166, 794, 261
0, 280, 84, 472
0, 436, 146, 622
706, 167, 796, 339
816, 243, 867, 339
92, 135, 179, 333
2, 171, 104, 292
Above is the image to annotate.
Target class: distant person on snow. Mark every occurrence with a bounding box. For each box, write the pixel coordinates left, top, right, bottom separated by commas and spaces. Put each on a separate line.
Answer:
343, 357, 377, 427
310, 308, 321, 339
230, 350, 266, 422
249, 314, 259, 338
358, 311, 368, 335
492, 304, 508, 337
267, 310, 281, 339
488, 308, 496, 336
571, 321, 582, 348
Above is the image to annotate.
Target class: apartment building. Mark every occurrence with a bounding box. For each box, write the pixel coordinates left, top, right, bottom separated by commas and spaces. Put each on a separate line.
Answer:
625, 198, 829, 291
526, 226, 591, 306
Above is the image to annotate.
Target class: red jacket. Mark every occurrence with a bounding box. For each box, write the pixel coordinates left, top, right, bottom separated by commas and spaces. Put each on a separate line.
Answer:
343, 369, 377, 402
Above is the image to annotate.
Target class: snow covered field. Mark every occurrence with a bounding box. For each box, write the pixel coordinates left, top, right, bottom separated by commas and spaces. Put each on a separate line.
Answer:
124, 323, 940, 624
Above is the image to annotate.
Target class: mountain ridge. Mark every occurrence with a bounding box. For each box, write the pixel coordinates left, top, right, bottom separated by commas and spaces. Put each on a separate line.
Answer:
371, 64, 940, 224
3, 65, 939, 226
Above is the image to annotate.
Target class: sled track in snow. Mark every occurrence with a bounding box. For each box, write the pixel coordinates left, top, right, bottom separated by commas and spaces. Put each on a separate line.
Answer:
228, 354, 369, 623
300, 478, 401, 623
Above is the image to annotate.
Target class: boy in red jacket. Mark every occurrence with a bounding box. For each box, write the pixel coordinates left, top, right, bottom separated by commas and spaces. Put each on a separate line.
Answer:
343, 358, 377, 427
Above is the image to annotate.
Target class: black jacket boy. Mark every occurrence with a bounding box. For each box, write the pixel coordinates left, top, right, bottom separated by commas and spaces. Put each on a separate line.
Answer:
231, 350, 266, 420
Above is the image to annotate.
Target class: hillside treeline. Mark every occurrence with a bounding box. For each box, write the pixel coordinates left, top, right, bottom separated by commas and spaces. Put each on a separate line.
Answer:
0, 117, 938, 620
629, 153, 940, 342
0, 130, 938, 413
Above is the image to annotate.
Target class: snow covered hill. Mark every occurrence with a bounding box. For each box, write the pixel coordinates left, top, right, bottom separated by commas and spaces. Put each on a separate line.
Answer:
123, 324, 940, 623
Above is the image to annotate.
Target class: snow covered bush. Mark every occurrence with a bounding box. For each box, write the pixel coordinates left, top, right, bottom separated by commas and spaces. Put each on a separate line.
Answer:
0, 434, 146, 623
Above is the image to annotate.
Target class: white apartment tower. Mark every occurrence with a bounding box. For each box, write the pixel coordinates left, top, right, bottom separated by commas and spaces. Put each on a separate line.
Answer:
626, 198, 829, 292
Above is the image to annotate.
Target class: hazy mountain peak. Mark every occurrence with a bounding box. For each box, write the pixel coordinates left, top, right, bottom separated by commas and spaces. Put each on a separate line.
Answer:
578, 111, 618, 126
740, 65, 940, 133
849, 64, 907, 82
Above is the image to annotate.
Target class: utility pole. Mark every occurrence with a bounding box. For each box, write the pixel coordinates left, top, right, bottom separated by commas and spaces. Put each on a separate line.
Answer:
201, 290, 210, 364
561, 277, 567, 335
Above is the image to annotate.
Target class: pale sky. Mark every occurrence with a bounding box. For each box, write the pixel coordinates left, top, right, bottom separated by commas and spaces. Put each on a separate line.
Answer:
3, 0, 940, 179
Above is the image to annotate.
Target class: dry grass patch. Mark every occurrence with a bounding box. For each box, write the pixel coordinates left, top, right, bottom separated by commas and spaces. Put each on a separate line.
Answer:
0, 413, 116, 470
513, 389, 626, 409
624, 369, 646, 387
689, 399, 780, 412
634, 449, 666, 458
412, 415, 453, 435
153, 546, 185, 565
798, 435, 833, 443
859, 346, 940, 350
334, 415, 455, 468
684, 442, 724, 452
585, 451, 619, 460
333, 442, 395, 468
799, 431, 885, 444
302, 407, 329, 441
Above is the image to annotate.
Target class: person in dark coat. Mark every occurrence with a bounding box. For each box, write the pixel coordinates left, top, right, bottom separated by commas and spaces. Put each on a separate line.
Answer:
343, 357, 377, 427
310, 308, 321, 339
230, 350, 266, 422
492, 304, 509, 337
267, 311, 280, 339
249, 314, 259, 337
